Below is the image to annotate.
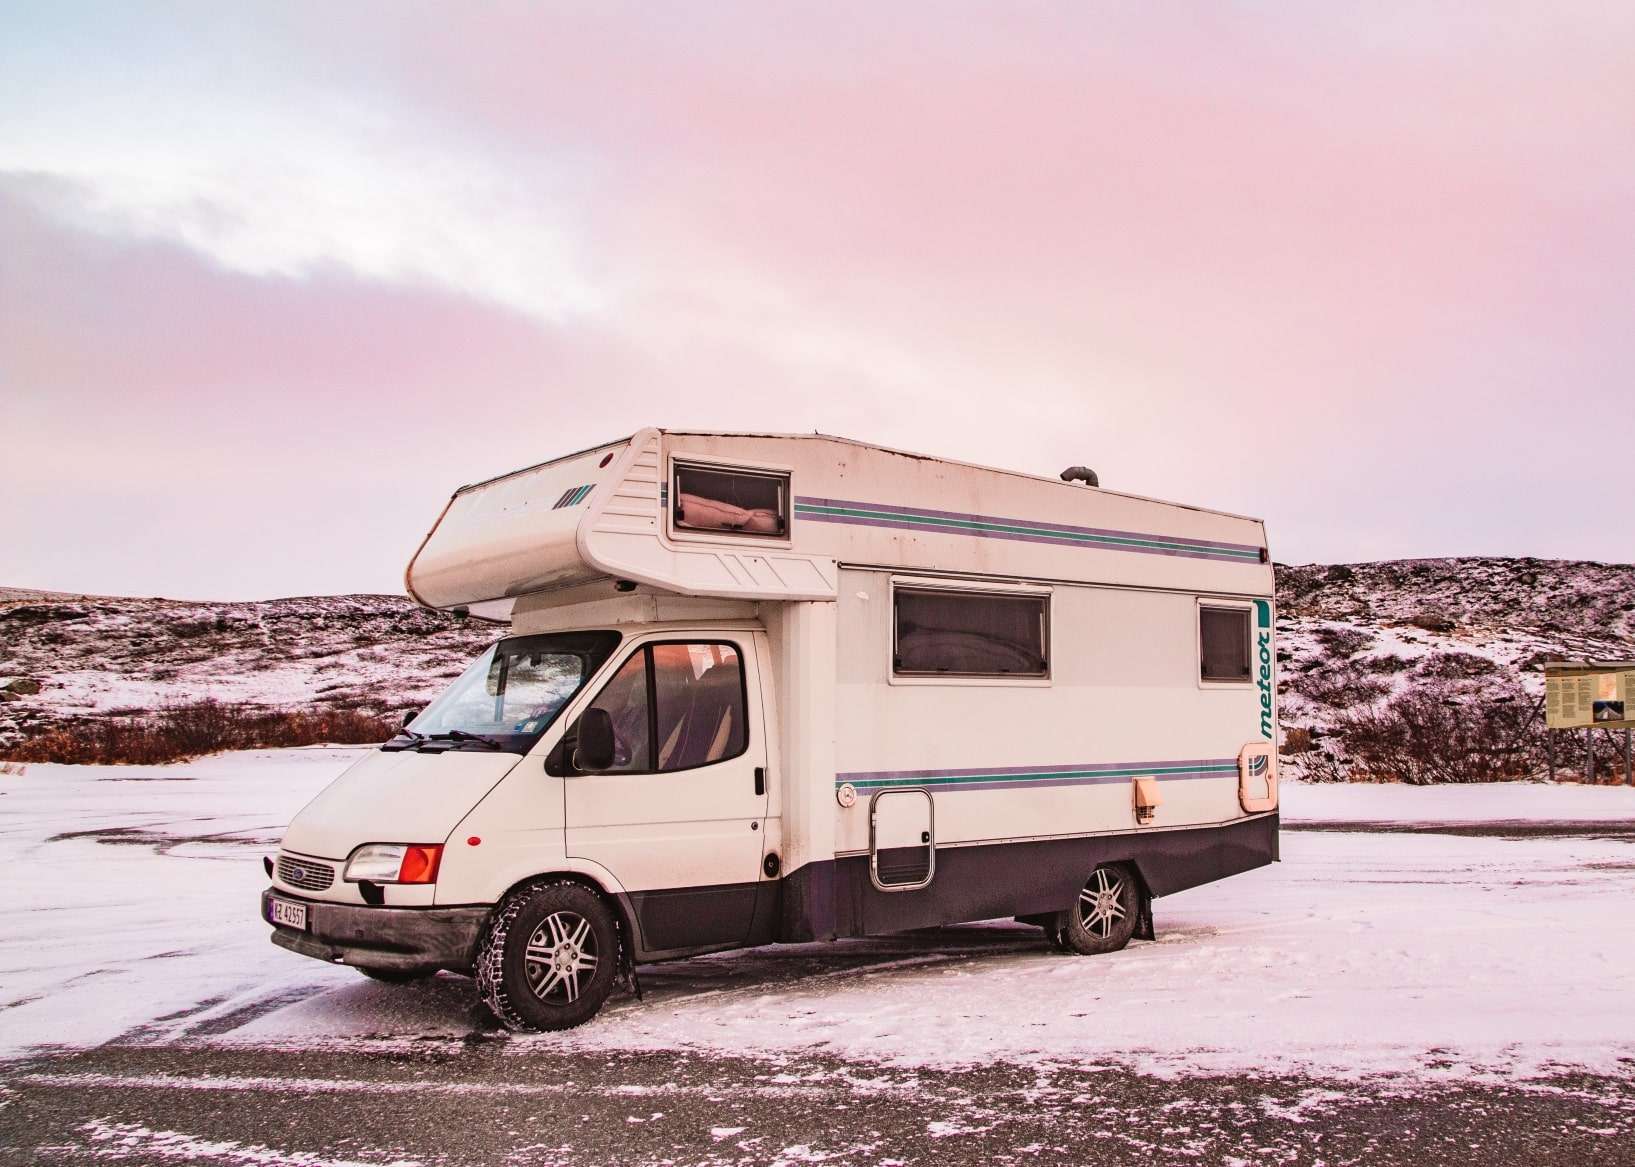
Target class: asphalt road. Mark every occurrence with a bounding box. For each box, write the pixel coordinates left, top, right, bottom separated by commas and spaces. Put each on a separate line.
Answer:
5, 1040, 1635, 1166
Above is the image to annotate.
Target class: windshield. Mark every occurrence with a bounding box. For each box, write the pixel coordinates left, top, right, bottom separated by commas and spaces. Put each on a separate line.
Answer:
390, 631, 622, 755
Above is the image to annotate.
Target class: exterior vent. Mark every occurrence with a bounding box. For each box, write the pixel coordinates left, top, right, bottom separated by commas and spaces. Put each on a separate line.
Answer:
1133, 776, 1163, 826
276, 853, 335, 892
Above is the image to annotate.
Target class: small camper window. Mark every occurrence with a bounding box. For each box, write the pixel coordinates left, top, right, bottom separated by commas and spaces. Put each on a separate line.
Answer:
1200, 606, 1253, 682
893, 588, 1049, 678
672, 463, 789, 537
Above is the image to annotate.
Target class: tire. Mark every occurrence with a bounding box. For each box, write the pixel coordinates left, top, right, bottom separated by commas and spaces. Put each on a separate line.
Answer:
476, 881, 619, 1032
357, 966, 433, 984
1060, 863, 1139, 956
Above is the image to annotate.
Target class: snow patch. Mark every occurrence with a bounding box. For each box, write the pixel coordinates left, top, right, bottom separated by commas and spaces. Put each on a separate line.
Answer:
59, 1119, 418, 1166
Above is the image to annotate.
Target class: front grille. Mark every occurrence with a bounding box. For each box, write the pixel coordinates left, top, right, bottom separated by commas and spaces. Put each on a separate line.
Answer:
277, 853, 335, 892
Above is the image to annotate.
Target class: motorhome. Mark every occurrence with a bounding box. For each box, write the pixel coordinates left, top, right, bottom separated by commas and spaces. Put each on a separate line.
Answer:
262, 429, 1279, 1030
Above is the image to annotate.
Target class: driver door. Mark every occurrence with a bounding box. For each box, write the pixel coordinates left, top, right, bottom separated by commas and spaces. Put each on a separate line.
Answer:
563, 635, 770, 953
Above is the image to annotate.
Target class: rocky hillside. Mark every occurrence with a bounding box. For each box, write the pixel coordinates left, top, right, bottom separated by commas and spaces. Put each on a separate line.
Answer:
3, 559, 1632, 776
1274, 559, 1634, 780
0, 588, 495, 749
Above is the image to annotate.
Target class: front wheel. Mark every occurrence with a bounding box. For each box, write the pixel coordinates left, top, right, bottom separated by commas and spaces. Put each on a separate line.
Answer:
1059, 863, 1139, 956
476, 881, 619, 1031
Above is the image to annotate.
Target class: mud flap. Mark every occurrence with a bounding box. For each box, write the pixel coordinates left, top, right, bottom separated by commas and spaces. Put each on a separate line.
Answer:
612, 902, 643, 1001
1135, 886, 1155, 941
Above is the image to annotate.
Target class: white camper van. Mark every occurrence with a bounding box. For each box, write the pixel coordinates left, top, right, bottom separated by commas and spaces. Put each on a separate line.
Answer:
263, 429, 1279, 1030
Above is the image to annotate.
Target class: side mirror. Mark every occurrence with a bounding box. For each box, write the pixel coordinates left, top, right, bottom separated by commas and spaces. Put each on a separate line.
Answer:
402, 710, 420, 730
573, 708, 616, 772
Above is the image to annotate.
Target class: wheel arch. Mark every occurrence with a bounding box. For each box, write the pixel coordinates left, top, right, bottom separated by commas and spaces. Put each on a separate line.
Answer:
1084, 852, 1156, 943
495, 870, 640, 967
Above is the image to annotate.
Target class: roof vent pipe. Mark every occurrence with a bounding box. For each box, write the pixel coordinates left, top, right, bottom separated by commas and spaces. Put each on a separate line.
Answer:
1059, 466, 1099, 488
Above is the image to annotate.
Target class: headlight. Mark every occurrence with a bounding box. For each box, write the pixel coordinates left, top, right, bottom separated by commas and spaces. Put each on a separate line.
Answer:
343, 843, 443, 884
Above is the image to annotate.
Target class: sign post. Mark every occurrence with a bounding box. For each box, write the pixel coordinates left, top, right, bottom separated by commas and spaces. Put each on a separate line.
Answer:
1544, 661, 1635, 786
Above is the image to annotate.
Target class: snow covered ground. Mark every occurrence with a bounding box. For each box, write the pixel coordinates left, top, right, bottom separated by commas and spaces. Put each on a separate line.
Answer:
0, 749, 370, 1054
6, 749, 1635, 1082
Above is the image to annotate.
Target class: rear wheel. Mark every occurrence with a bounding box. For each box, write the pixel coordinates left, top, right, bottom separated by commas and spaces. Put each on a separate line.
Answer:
476, 881, 618, 1031
1060, 863, 1139, 956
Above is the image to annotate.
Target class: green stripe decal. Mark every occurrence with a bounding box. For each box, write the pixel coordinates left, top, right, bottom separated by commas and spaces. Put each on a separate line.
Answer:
792, 499, 1262, 562
839, 760, 1241, 793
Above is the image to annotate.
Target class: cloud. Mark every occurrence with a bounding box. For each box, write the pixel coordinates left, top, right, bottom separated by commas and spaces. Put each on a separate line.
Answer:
2, 4, 1633, 597
0, 175, 931, 597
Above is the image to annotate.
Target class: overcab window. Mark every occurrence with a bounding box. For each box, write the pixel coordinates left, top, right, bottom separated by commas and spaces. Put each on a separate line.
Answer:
1200, 606, 1252, 682
893, 588, 1049, 678
672, 463, 789, 537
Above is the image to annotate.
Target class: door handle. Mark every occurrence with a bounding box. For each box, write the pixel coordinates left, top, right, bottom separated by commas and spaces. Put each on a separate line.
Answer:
754, 766, 766, 796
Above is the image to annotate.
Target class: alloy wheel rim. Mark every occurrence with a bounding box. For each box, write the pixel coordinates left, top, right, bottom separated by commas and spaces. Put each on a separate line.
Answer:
1077, 867, 1126, 939
524, 911, 598, 1004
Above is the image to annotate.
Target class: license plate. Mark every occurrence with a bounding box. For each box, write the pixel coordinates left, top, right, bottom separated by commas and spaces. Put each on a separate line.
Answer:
268, 897, 307, 930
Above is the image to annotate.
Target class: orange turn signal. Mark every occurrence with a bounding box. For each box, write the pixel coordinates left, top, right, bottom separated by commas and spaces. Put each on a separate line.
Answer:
397, 844, 443, 884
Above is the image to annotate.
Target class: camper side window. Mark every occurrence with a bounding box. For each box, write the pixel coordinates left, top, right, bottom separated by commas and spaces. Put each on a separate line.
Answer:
672, 463, 789, 537
893, 588, 1049, 678
1200, 606, 1253, 682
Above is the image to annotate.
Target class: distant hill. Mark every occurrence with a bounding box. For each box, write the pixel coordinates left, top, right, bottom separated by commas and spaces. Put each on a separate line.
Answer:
1275, 558, 1634, 780
0, 593, 494, 749
4, 559, 1632, 776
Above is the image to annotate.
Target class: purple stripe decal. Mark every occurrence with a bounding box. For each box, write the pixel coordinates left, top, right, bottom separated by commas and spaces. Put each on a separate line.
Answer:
839, 758, 1235, 782
796, 511, 1240, 563
837, 758, 1241, 793
801, 497, 1260, 552
880, 772, 1221, 794
794, 496, 1261, 563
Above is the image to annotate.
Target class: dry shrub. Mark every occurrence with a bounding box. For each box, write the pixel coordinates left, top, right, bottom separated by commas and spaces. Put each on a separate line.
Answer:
1304, 678, 1543, 785
1312, 626, 1371, 658
1, 700, 396, 766
1355, 653, 1412, 674
1289, 665, 1392, 708
1280, 726, 1316, 755
1416, 651, 1499, 679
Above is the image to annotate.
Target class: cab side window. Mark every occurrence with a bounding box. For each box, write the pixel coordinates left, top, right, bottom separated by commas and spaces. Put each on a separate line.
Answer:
570, 642, 748, 773
581, 651, 650, 770
653, 643, 747, 771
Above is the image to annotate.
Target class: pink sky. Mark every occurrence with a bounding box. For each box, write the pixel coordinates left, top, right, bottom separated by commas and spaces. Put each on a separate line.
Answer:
3, 3, 1632, 598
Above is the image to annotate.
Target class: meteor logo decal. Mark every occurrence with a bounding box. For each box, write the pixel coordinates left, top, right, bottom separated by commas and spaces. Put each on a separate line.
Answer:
1255, 599, 1275, 740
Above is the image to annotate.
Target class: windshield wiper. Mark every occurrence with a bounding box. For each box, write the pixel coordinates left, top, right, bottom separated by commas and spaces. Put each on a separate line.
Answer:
382, 727, 427, 752
428, 729, 504, 750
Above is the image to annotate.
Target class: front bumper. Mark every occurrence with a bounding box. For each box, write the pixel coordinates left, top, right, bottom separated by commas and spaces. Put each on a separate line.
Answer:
261, 888, 489, 973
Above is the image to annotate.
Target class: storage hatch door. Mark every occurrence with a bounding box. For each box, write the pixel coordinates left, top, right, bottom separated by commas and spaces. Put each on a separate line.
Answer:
870, 789, 934, 892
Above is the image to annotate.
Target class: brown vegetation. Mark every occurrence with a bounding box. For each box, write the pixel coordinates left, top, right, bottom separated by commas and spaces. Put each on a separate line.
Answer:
1301, 678, 1545, 785
1, 700, 395, 766
1280, 726, 1316, 755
